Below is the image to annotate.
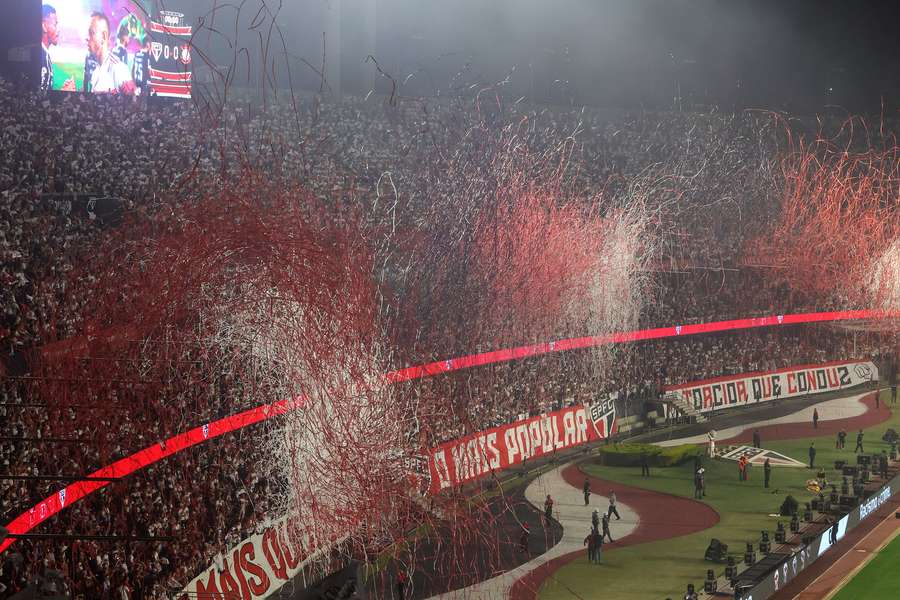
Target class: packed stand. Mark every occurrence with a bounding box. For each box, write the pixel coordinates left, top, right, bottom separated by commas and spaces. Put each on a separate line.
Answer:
1, 78, 896, 598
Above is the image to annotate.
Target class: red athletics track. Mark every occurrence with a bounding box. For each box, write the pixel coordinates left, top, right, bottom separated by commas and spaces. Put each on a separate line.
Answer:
509, 391, 892, 599
1, 309, 896, 554
718, 392, 892, 445
509, 463, 720, 600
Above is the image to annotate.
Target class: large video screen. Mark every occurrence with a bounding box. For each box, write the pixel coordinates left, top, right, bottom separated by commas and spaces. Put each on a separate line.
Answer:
39, 1, 192, 97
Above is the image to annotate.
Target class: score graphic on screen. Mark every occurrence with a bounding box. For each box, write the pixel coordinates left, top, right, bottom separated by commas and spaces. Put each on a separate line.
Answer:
38, 1, 191, 98
148, 9, 192, 98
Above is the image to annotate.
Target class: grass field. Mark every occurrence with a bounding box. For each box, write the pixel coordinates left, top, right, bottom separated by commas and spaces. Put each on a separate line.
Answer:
831, 529, 900, 600
52, 62, 84, 92
539, 392, 897, 600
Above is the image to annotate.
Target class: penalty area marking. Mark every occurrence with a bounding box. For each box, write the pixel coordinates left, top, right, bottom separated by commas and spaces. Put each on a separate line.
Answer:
719, 446, 807, 467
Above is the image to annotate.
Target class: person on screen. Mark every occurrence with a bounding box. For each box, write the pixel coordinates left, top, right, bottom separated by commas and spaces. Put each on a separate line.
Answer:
113, 21, 130, 66
83, 53, 99, 93
85, 12, 135, 95
41, 5, 75, 92
132, 36, 152, 95
40, 5, 57, 91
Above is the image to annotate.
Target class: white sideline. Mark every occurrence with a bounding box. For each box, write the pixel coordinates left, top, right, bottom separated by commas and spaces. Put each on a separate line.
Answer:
425, 389, 876, 599
657, 392, 871, 447
423, 461, 638, 599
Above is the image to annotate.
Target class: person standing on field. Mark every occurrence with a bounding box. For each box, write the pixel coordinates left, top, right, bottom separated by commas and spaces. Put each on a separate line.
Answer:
584, 528, 598, 564
641, 452, 651, 477
520, 521, 530, 556
601, 513, 614, 543
694, 468, 703, 499
607, 490, 621, 520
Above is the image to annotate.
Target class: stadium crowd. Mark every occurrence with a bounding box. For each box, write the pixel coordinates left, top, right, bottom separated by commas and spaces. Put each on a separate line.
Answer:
0, 78, 894, 598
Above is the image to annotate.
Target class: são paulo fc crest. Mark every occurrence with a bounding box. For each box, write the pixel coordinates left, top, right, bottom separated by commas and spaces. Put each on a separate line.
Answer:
854, 363, 873, 380
58, 488, 66, 507
589, 397, 617, 438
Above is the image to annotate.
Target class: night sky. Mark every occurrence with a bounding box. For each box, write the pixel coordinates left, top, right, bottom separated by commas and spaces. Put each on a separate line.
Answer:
2, 0, 897, 111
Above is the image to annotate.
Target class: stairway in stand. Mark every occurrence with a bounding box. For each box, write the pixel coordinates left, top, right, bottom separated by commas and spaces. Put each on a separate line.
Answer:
664, 392, 707, 424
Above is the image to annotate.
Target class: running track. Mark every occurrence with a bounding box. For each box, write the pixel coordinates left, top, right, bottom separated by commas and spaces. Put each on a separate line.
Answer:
718, 393, 892, 446
509, 463, 719, 599
1, 309, 896, 554
508, 390, 891, 599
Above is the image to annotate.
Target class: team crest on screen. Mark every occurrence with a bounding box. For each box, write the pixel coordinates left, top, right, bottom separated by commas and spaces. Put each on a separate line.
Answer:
58, 488, 66, 508
589, 398, 617, 438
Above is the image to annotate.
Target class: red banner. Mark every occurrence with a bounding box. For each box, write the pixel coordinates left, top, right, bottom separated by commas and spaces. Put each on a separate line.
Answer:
5, 310, 895, 556
427, 402, 616, 494
178, 514, 342, 600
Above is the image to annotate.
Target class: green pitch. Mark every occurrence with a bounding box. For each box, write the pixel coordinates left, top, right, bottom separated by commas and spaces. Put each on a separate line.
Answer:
540, 394, 897, 600
831, 530, 900, 600
52, 62, 85, 92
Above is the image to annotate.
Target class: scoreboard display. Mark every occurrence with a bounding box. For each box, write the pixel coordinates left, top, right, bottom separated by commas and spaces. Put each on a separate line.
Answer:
38, 1, 192, 98
148, 9, 192, 97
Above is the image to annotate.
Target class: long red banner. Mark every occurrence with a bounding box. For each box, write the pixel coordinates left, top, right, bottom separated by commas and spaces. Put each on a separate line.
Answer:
1, 309, 896, 554
428, 401, 617, 494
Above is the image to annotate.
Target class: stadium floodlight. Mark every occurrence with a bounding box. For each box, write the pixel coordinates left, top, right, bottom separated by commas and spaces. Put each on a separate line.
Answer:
724, 555, 737, 581
775, 521, 786, 544
704, 569, 717, 593
744, 542, 756, 566
759, 530, 771, 553
812, 493, 825, 511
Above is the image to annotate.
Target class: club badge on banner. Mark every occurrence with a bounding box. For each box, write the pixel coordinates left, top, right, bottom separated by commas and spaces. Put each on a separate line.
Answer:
427, 399, 617, 494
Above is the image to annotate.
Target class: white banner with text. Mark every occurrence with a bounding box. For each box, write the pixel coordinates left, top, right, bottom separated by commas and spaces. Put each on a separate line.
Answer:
664, 360, 878, 414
